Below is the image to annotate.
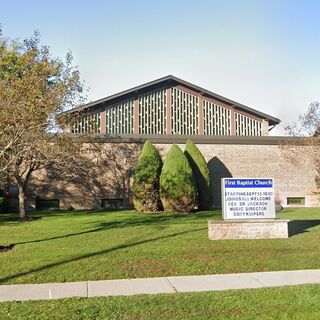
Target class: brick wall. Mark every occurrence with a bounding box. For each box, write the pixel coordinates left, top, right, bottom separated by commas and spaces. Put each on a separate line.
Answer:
155, 143, 319, 208
27, 138, 320, 210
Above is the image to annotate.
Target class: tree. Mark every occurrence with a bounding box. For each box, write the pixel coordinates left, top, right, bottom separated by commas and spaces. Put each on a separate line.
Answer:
160, 144, 198, 213
285, 101, 320, 189
0, 30, 84, 219
285, 102, 320, 137
184, 139, 211, 210
132, 140, 162, 212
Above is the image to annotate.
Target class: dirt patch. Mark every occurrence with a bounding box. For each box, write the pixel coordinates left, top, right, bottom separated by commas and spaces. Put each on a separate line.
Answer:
0, 244, 15, 253
19, 216, 41, 222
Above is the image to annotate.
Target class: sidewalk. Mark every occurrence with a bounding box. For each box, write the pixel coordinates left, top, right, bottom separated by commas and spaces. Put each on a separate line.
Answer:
1, 269, 320, 302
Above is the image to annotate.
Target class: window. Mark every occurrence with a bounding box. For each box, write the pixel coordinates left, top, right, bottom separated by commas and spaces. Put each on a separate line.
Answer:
287, 197, 305, 206
71, 112, 101, 134
101, 198, 125, 210
36, 199, 60, 210
106, 99, 134, 134
139, 88, 167, 134
203, 100, 231, 135
234, 112, 262, 136
171, 88, 199, 135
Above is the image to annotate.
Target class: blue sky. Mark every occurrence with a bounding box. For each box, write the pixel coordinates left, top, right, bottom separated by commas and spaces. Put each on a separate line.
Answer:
1, 0, 319, 134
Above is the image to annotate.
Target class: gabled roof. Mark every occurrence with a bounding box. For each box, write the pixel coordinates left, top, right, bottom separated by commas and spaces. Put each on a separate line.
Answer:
60, 75, 281, 126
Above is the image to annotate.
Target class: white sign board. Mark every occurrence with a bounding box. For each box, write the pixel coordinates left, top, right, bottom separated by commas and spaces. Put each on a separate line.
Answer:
222, 178, 276, 220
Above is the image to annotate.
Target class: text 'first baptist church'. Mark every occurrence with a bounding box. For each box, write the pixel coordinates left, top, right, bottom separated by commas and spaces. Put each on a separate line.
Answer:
224, 179, 273, 188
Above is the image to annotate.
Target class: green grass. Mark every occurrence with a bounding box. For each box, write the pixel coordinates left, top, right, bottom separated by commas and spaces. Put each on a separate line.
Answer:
1, 284, 320, 319
0, 208, 319, 285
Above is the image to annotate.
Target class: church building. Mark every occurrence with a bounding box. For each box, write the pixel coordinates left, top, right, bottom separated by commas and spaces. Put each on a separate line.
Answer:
29, 76, 318, 210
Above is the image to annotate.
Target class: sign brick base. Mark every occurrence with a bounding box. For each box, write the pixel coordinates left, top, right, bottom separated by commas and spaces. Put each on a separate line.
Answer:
208, 219, 289, 240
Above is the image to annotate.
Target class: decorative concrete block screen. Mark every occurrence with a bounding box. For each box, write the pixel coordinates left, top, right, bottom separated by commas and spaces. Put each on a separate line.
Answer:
171, 88, 199, 135
105, 99, 134, 134
71, 112, 101, 134
235, 112, 262, 136
139, 88, 167, 134
203, 100, 232, 135
69, 84, 269, 136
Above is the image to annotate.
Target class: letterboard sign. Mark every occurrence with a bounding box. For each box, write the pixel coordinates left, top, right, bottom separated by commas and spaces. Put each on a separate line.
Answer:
221, 178, 276, 220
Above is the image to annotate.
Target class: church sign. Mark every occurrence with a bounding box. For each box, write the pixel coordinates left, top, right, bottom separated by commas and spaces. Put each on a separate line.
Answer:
221, 178, 276, 220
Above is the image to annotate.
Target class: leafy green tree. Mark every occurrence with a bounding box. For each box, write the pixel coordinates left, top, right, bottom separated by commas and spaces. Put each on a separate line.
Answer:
132, 140, 162, 212
184, 139, 211, 210
0, 29, 84, 219
160, 144, 198, 213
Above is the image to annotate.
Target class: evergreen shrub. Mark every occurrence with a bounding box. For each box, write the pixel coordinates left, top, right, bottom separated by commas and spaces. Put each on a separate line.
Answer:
184, 139, 211, 210
160, 144, 198, 213
132, 140, 162, 212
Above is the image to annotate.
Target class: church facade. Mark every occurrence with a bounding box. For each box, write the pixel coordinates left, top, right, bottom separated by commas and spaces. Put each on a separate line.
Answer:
27, 76, 319, 210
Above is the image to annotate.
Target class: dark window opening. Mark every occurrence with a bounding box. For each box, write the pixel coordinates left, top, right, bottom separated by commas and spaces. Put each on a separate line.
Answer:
36, 199, 60, 210
101, 198, 124, 210
287, 197, 305, 206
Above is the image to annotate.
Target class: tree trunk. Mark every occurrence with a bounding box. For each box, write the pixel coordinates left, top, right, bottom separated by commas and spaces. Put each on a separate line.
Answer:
17, 184, 26, 220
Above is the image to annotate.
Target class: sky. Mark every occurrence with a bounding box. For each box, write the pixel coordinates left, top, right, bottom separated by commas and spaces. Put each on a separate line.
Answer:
1, 0, 319, 135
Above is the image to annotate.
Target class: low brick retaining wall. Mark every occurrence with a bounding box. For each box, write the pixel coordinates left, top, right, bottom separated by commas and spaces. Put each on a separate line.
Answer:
208, 219, 289, 240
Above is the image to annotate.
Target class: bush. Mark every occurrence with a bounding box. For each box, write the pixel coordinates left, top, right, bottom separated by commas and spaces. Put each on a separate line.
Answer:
132, 140, 162, 212
160, 144, 198, 213
184, 139, 211, 210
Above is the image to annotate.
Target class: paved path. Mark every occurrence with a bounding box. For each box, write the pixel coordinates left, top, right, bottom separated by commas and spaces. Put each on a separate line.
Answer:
1, 269, 320, 302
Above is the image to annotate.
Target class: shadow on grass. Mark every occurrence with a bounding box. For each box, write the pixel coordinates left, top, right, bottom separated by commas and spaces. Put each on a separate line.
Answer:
13, 211, 216, 245
0, 226, 206, 284
0, 209, 109, 224
288, 220, 320, 236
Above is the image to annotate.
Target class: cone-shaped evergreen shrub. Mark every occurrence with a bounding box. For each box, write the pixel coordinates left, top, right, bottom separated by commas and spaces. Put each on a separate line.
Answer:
160, 144, 198, 213
132, 140, 162, 212
184, 139, 211, 210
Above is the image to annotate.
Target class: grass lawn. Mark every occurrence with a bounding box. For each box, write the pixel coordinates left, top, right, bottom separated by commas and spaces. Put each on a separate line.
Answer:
0, 208, 319, 285
1, 284, 320, 319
